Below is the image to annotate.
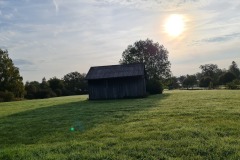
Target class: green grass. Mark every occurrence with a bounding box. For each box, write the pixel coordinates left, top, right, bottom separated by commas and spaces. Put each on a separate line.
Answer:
0, 90, 240, 159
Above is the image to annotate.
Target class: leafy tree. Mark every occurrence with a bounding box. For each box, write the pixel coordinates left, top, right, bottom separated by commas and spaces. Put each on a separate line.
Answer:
48, 77, 65, 96
48, 77, 64, 91
63, 72, 87, 95
40, 77, 49, 89
120, 39, 171, 81
229, 61, 240, 78
0, 49, 24, 98
199, 64, 223, 86
168, 76, 180, 89
219, 72, 237, 85
182, 75, 197, 89
199, 77, 213, 88
25, 81, 40, 99
178, 75, 186, 87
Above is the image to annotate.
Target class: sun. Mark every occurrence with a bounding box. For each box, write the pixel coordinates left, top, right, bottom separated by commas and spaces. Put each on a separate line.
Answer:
165, 14, 185, 37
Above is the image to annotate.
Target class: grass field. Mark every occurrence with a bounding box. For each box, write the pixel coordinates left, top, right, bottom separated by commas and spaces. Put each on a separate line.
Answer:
0, 90, 240, 159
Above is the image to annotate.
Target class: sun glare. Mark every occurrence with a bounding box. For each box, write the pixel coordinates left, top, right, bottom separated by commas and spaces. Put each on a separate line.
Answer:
165, 14, 185, 37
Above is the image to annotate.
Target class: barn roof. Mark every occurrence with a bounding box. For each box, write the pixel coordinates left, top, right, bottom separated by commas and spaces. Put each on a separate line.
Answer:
85, 63, 145, 80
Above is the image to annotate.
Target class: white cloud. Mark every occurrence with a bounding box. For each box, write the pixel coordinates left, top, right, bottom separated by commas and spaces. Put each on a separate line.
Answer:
52, 0, 59, 13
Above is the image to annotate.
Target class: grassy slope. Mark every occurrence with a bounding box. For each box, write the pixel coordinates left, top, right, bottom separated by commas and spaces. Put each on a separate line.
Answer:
0, 90, 240, 159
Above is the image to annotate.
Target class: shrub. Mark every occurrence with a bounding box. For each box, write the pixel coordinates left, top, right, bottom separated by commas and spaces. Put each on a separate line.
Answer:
35, 89, 56, 99
226, 79, 240, 90
0, 91, 15, 102
146, 79, 163, 94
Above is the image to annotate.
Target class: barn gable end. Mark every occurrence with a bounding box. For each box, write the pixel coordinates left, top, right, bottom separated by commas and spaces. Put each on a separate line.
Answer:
85, 63, 146, 100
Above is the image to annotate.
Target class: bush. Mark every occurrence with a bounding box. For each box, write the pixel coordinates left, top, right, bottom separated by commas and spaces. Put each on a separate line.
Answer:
226, 79, 240, 89
146, 79, 163, 94
35, 89, 56, 99
0, 91, 15, 102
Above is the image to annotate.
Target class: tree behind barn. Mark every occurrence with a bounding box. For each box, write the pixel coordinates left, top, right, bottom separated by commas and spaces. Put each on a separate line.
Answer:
120, 39, 171, 81
0, 49, 24, 99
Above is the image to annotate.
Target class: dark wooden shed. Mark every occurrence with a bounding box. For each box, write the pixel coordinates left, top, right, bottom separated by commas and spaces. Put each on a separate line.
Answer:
85, 63, 146, 100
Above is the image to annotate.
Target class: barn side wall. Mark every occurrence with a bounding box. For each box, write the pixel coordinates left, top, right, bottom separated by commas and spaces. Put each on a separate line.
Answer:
88, 76, 146, 100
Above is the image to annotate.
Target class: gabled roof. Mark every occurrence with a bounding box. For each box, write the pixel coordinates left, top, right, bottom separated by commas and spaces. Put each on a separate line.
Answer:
85, 63, 145, 80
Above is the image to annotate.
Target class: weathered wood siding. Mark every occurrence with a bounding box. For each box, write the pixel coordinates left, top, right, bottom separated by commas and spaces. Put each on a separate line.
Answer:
88, 76, 146, 100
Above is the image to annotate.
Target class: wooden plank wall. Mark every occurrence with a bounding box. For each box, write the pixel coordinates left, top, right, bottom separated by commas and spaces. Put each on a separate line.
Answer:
88, 76, 146, 100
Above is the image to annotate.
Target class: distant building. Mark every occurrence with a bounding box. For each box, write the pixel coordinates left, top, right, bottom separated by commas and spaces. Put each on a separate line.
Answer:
85, 63, 146, 100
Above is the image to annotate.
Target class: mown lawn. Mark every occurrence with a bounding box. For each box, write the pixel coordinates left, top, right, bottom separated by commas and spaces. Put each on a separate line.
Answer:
0, 90, 240, 159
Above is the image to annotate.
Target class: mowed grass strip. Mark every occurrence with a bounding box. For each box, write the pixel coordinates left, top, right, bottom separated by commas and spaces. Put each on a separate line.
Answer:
0, 90, 240, 159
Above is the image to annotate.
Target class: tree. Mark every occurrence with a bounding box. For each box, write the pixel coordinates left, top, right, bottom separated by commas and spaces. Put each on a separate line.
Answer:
178, 75, 186, 87
25, 81, 40, 99
120, 39, 171, 81
229, 61, 240, 78
199, 64, 222, 86
0, 49, 24, 98
199, 77, 212, 88
63, 72, 87, 95
219, 72, 237, 85
168, 76, 180, 89
199, 64, 219, 77
40, 77, 49, 89
48, 77, 65, 96
182, 75, 197, 89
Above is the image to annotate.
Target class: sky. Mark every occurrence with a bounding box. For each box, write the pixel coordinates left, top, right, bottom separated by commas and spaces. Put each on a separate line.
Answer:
0, 0, 240, 82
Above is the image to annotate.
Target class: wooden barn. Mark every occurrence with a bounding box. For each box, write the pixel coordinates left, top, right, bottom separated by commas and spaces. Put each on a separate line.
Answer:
85, 63, 146, 100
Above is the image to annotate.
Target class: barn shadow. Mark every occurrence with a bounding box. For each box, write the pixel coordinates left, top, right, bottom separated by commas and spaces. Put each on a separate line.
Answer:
0, 93, 170, 147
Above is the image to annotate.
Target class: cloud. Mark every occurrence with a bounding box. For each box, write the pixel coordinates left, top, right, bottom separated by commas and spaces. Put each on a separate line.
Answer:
13, 59, 33, 66
195, 33, 240, 44
94, 0, 201, 10
52, 0, 59, 13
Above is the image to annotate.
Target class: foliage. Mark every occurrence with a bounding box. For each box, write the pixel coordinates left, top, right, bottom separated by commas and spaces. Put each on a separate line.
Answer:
182, 75, 197, 89
0, 49, 24, 98
35, 89, 56, 98
219, 71, 237, 85
199, 64, 223, 86
229, 61, 240, 78
120, 39, 171, 81
167, 76, 180, 89
48, 77, 64, 91
25, 72, 88, 99
226, 79, 240, 89
146, 79, 163, 94
25, 78, 56, 99
0, 91, 14, 102
199, 76, 212, 88
1, 90, 240, 159
177, 75, 186, 87
25, 81, 40, 99
63, 72, 87, 95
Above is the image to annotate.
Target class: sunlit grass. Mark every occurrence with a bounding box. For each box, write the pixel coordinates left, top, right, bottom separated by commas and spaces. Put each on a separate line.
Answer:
1, 90, 240, 159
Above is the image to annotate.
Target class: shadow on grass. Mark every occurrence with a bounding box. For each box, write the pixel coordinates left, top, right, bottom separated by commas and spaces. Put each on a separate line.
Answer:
0, 93, 170, 147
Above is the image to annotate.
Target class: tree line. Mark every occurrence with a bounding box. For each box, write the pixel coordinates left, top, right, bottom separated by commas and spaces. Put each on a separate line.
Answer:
25, 72, 87, 99
1, 39, 240, 102
0, 48, 87, 102
169, 62, 240, 90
